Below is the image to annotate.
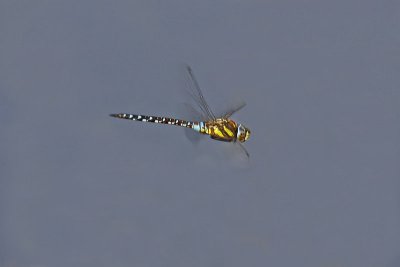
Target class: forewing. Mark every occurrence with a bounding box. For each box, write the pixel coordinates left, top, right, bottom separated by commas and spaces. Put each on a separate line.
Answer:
237, 142, 250, 158
221, 100, 247, 118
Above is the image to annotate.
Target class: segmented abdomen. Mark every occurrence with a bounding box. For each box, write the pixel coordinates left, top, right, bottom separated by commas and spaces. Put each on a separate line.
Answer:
110, 113, 195, 128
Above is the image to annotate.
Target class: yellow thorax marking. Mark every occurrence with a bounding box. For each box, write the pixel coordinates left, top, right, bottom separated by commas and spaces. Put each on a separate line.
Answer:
223, 125, 234, 137
213, 126, 224, 138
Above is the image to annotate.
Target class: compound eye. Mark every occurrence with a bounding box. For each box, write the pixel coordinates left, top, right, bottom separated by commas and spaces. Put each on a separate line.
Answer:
236, 124, 245, 142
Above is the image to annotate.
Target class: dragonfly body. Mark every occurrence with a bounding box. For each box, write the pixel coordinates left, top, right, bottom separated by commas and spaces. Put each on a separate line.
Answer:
110, 65, 251, 157
110, 113, 250, 143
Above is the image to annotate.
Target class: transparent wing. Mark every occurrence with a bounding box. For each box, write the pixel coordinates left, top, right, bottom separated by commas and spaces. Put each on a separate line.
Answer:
221, 101, 246, 118
219, 141, 250, 166
177, 103, 205, 144
184, 64, 216, 121
237, 142, 250, 158
177, 102, 207, 122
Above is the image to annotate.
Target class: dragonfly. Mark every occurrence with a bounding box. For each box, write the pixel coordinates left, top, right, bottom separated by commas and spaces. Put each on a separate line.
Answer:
110, 65, 251, 157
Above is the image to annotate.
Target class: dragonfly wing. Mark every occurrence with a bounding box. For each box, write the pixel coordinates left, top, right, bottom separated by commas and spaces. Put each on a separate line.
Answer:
218, 141, 250, 167
177, 103, 205, 144
221, 100, 246, 118
184, 127, 203, 144
177, 102, 206, 122
237, 142, 250, 158
184, 64, 216, 121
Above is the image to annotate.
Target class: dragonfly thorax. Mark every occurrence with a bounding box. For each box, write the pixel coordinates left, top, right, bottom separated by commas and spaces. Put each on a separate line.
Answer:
196, 118, 250, 143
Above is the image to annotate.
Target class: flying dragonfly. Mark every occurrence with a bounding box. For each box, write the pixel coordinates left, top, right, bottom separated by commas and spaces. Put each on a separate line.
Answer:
110, 65, 251, 157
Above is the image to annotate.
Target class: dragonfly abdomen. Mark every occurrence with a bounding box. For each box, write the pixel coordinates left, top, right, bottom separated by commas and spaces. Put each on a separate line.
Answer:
110, 113, 195, 128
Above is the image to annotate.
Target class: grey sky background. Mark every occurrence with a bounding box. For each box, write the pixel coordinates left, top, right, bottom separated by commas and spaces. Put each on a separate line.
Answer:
1, 1, 400, 266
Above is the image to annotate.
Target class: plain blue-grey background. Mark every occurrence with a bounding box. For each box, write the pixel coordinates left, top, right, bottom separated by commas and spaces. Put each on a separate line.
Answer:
1, 1, 400, 266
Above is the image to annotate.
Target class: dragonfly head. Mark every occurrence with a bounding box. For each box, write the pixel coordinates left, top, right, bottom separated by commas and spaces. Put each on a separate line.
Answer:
237, 124, 251, 142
